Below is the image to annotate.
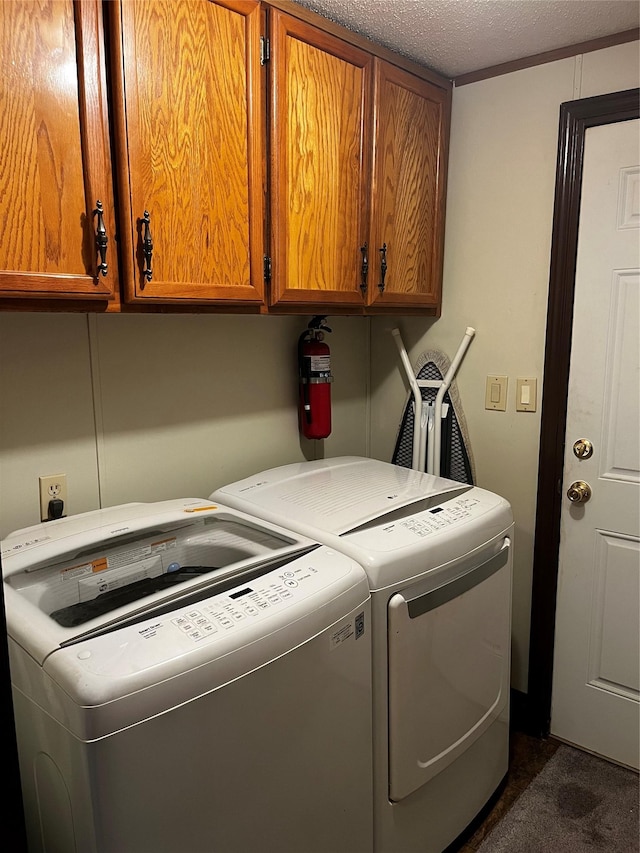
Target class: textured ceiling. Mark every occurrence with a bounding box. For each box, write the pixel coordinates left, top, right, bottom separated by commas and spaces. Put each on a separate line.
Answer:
293, 0, 640, 78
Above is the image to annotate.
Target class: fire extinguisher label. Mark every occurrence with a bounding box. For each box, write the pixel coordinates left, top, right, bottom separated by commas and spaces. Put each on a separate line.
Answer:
308, 355, 330, 372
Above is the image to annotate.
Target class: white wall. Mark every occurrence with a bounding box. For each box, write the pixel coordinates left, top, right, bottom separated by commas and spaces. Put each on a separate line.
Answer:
370, 41, 640, 692
0, 313, 370, 538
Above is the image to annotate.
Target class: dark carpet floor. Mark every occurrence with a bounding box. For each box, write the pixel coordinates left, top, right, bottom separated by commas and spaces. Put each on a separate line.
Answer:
475, 743, 639, 852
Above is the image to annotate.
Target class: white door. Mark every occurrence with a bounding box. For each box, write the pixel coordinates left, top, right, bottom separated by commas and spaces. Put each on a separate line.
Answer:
551, 118, 640, 769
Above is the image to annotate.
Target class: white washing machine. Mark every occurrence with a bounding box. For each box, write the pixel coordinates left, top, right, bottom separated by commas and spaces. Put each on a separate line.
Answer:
2, 498, 372, 853
212, 456, 514, 853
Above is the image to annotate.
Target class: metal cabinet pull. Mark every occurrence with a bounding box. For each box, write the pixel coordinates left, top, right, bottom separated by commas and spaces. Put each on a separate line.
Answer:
379, 243, 387, 292
360, 243, 368, 294
142, 210, 153, 284
94, 200, 108, 277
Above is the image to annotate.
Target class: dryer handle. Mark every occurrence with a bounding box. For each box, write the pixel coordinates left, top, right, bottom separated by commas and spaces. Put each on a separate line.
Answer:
403, 538, 511, 619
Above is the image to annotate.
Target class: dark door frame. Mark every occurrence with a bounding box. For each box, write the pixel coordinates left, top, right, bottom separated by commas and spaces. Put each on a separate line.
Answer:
527, 87, 640, 736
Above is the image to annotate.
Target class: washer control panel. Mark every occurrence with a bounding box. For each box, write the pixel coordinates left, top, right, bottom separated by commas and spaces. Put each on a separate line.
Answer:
42, 545, 369, 710
68, 546, 365, 679
169, 563, 319, 643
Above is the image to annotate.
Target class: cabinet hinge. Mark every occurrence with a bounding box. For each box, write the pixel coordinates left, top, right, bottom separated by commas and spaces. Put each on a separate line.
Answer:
260, 36, 270, 65
263, 255, 272, 282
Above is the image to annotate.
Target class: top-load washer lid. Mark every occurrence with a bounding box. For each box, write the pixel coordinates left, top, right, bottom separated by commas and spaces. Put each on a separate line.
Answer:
212, 456, 468, 535
2, 498, 319, 665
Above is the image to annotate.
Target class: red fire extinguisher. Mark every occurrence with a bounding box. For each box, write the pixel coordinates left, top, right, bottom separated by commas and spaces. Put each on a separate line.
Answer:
298, 316, 333, 439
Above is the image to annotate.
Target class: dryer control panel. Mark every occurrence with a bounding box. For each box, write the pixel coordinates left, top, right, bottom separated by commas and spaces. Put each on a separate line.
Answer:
347, 490, 508, 552
397, 495, 482, 538
340, 490, 513, 592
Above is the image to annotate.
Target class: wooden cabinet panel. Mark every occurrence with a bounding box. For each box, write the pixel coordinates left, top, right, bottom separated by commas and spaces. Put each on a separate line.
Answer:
111, 0, 264, 304
0, 0, 117, 300
269, 11, 372, 309
367, 60, 449, 311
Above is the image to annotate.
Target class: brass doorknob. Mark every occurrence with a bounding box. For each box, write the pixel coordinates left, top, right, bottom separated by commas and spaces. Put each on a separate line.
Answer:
567, 481, 592, 503
573, 439, 593, 459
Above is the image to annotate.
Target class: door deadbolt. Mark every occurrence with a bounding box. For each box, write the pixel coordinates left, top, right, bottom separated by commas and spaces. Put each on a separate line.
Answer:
566, 481, 592, 504
573, 438, 593, 459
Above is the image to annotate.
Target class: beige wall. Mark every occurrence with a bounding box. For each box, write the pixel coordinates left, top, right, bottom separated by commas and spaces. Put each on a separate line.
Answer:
0, 313, 370, 538
370, 41, 640, 691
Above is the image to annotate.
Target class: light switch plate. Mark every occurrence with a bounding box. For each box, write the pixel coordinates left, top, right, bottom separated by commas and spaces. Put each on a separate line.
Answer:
516, 378, 537, 412
485, 375, 508, 411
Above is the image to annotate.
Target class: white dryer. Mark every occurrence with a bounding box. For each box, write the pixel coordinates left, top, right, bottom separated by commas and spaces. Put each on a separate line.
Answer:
212, 456, 514, 853
2, 498, 372, 853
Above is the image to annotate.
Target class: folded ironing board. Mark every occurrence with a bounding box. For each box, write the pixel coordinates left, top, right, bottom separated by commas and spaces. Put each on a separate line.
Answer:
392, 348, 476, 485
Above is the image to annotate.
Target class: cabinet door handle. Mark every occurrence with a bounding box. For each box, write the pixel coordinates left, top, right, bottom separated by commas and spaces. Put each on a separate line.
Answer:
360, 243, 368, 294
379, 243, 387, 292
94, 200, 108, 278
141, 210, 153, 284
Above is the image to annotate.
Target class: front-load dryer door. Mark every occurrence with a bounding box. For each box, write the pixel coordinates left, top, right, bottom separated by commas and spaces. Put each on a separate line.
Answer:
387, 536, 512, 802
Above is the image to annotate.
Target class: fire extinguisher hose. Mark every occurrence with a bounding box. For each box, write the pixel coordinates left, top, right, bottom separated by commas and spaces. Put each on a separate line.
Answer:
298, 330, 312, 424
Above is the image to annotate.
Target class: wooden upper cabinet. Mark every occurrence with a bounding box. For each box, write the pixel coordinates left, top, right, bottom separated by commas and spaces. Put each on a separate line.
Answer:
110, 0, 265, 304
1, 0, 449, 313
367, 60, 449, 312
269, 10, 372, 309
268, 11, 450, 315
0, 0, 117, 300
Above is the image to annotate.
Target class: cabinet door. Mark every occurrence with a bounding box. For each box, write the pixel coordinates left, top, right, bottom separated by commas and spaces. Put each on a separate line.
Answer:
0, 0, 117, 300
111, 0, 264, 304
368, 60, 449, 312
269, 11, 372, 310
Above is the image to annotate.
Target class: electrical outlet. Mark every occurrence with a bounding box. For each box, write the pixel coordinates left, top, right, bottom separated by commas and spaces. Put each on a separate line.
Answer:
39, 474, 67, 522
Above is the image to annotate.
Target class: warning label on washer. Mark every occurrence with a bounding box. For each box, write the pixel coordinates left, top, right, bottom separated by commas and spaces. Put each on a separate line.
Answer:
330, 620, 354, 650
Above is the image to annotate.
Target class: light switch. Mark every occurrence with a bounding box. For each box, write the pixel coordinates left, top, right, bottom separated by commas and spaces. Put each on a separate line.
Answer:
485, 375, 507, 411
516, 378, 537, 412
